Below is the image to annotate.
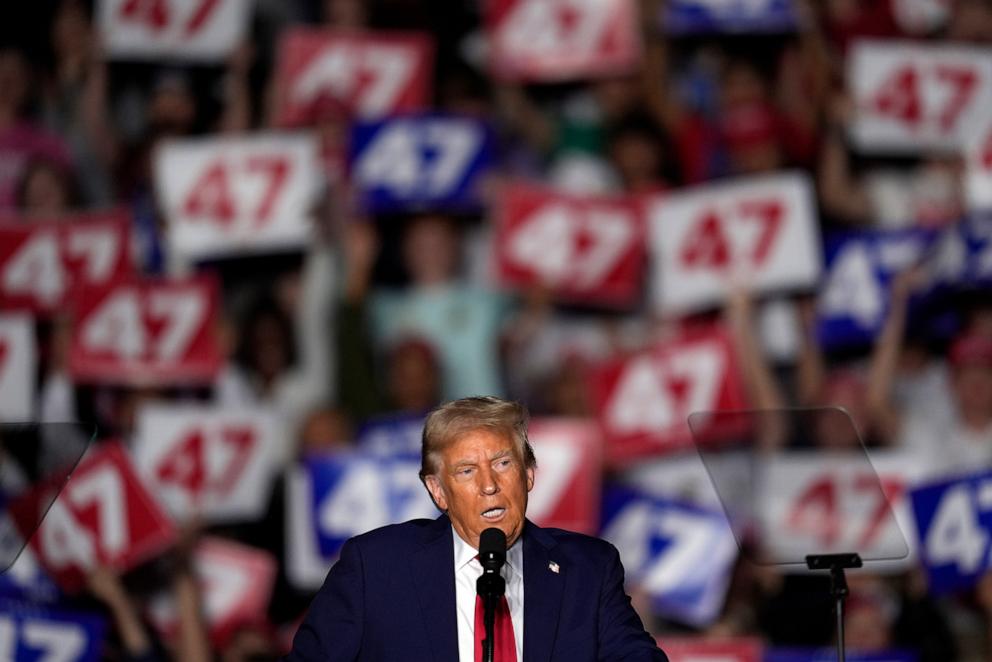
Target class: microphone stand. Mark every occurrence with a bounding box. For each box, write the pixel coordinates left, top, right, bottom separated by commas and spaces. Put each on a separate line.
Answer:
477, 569, 505, 662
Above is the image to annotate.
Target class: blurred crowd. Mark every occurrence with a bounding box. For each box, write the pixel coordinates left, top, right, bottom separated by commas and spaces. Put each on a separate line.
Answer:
3, 0, 992, 660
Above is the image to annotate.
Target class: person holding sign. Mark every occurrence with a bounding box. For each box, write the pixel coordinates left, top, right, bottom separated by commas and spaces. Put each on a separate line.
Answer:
286, 396, 667, 661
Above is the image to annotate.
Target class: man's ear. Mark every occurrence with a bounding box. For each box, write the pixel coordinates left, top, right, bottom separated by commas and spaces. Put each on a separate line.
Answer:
424, 475, 448, 511
525, 466, 535, 493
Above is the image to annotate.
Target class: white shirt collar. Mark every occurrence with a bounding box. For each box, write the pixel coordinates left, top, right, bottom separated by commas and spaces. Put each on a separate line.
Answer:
452, 526, 522, 576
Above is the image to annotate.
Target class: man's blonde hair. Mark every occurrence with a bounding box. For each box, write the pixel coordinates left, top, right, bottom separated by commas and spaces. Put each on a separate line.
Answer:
419, 396, 536, 480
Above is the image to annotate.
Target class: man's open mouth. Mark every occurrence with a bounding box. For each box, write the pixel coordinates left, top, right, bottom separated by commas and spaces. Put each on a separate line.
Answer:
481, 507, 506, 520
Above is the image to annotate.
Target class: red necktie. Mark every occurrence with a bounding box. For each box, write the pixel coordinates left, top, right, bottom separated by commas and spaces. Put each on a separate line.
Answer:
474, 593, 517, 662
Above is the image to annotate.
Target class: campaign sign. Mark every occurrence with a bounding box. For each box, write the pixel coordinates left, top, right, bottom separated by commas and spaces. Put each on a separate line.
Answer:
660, 637, 762, 662
69, 276, 222, 384
486, 0, 641, 82
98, 0, 249, 62
848, 41, 992, 153
964, 120, 992, 212
155, 133, 321, 263
590, 328, 748, 463
276, 29, 433, 125
355, 413, 425, 457
601, 486, 737, 627
133, 404, 283, 524
284, 454, 436, 589
911, 468, 992, 594
306, 453, 436, 558
147, 538, 276, 647
0, 212, 132, 314
647, 172, 821, 315
0, 599, 105, 662
349, 114, 494, 214
758, 451, 917, 569
662, 0, 798, 35
494, 183, 645, 307
817, 229, 934, 350
766, 650, 917, 662
0, 315, 35, 422
922, 217, 992, 291
11, 442, 176, 593
528, 419, 601, 534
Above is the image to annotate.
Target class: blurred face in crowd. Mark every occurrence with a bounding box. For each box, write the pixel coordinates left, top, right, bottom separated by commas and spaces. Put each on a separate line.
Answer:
425, 428, 535, 549
952, 364, 992, 426
52, 0, 91, 63
387, 340, 439, 413
609, 131, 665, 191
299, 408, 351, 455
0, 50, 28, 117
148, 76, 196, 138
844, 598, 893, 651
323, 0, 367, 27
19, 161, 72, 216
721, 61, 767, 110
248, 314, 290, 384
592, 76, 640, 121
402, 215, 459, 286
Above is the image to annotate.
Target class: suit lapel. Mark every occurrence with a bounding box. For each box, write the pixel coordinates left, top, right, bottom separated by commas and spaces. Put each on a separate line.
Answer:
410, 515, 459, 662
523, 520, 564, 662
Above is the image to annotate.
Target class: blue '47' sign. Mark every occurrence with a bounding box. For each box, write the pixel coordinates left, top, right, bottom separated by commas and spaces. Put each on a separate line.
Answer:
306, 452, 436, 558
911, 469, 992, 594
349, 113, 494, 214
663, 0, 798, 35
816, 229, 933, 350
0, 599, 105, 662
600, 486, 737, 627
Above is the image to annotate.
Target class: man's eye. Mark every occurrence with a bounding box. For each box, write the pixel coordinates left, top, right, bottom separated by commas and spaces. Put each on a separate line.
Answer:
457, 468, 473, 476
495, 459, 512, 469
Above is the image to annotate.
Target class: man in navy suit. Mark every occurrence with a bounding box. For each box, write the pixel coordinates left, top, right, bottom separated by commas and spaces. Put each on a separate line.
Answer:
286, 396, 667, 661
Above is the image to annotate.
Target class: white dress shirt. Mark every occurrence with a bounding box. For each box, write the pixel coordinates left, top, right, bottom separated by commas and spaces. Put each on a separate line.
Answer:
453, 528, 524, 662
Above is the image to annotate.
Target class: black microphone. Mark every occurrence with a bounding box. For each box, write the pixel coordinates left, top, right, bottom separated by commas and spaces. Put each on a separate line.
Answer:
478, 527, 506, 574
476, 528, 506, 662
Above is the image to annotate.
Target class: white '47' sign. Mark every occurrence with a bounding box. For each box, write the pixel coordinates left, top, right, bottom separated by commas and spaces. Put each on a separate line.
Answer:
647, 172, 821, 315
848, 40, 992, 153
133, 404, 284, 524
99, 0, 249, 62
155, 133, 321, 264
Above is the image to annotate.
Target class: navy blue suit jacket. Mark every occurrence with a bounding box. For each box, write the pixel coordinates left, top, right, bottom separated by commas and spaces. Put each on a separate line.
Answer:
285, 514, 667, 661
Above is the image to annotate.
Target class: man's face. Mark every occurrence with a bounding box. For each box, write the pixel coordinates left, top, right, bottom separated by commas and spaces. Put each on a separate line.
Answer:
425, 428, 534, 549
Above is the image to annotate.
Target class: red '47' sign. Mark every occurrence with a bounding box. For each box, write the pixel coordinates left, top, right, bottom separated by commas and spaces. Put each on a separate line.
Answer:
0, 211, 132, 313
528, 419, 601, 534
11, 442, 176, 593
69, 276, 221, 385
647, 172, 821, 314
485, 0, 641, 82
147, 538, 276, 647
154, 133, 320, 263
99, 0, 249, 62
276, 29, 433, 126
590, 328, 748, 464
494, 183, 644, 307
848, 40, 992, 153
133, 404, 283, 524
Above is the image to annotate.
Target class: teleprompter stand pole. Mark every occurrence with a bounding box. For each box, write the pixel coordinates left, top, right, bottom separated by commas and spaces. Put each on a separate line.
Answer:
805, 553, 863, 662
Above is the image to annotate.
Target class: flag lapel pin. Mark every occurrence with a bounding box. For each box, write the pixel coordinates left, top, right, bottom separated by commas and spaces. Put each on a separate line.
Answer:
548, 561, 560, 574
